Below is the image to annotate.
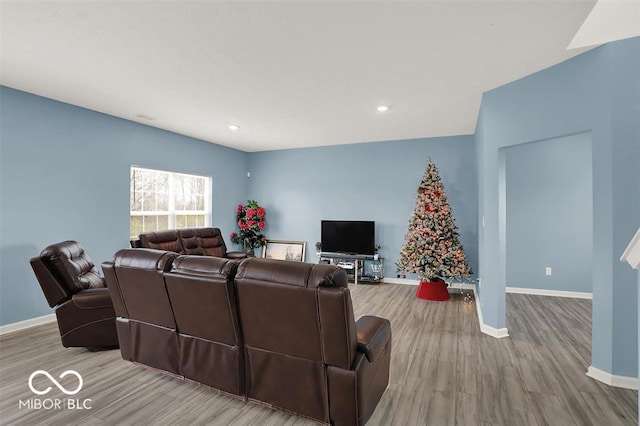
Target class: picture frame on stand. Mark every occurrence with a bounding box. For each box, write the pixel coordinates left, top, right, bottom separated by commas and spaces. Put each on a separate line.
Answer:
262, 240, 306, 262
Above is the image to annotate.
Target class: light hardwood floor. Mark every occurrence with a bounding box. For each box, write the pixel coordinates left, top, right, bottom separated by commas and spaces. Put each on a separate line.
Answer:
0, 284, 637, 425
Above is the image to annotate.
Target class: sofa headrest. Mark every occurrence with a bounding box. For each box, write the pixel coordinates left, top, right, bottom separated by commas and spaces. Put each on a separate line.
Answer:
177, 227, 222, 239
113, 248, 178, 271
171, 255, 238, 278
138, 230, 181, 253
178, 227, 226, 257
39, 240, 104, 292
236, 258, 348, 289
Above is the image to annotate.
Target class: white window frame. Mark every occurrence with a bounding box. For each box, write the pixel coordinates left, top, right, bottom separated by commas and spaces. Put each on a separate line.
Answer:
130, 166, 212, 237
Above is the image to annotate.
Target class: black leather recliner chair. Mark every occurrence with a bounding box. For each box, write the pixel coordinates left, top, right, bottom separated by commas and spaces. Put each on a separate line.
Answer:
30, 240, 118, 349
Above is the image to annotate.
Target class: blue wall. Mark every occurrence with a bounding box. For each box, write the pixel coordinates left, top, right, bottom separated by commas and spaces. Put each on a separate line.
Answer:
476, 37, 640, 377
3, 36, 638, 384
1, 86, 478, 327
247, 136, 478, 279
505, 133, 593, 292
0, 86, 248, 325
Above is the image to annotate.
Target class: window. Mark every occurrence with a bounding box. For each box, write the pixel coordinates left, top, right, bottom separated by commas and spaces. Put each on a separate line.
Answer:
130, 166, 212, 237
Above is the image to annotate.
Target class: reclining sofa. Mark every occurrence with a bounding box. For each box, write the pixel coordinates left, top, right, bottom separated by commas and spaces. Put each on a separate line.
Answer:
130, 227, 249, 259
103, 249, 391, 426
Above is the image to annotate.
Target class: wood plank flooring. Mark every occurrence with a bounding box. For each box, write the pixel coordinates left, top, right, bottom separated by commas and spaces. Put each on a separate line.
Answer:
0, 285, 637, 425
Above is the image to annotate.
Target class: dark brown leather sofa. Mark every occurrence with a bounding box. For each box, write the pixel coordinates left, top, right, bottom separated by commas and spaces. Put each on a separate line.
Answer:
235, 257, 392, 425
30, 240, 118, 349
131, 227, 248, 259
102, 250, 391, 425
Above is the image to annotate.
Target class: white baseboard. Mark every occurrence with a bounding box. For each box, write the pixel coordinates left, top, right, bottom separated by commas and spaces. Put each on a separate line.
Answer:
382, 277, 475, 290
473, 286, 509, 338
0, 313, 56, 336
452, 282, 476, 290
586, 366, 638, 390
382, 277, 419, 286
506, 286, 592, 299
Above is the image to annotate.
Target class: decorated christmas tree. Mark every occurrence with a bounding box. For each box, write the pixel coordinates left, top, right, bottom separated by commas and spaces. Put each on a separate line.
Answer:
397, 160, 472, 281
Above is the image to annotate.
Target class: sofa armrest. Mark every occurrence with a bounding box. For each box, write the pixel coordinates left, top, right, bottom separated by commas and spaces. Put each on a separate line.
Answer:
226, 251, 252, 259
356, 316, 391, 362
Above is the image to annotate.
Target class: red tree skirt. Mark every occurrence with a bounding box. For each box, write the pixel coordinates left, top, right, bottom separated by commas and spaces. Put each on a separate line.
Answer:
416, 278, 450, 301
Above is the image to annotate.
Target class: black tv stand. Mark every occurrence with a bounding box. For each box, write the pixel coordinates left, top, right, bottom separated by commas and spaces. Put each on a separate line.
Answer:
319, 252, 383, 284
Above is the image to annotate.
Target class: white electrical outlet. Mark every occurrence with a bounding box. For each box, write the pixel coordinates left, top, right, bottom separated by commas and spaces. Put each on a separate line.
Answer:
545, 267, 552, 276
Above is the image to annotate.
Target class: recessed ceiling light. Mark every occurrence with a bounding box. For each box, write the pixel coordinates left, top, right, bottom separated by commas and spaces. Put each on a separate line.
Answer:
228, 124, 240, 131
135, 113, 155, 121
377, 105, 389, 112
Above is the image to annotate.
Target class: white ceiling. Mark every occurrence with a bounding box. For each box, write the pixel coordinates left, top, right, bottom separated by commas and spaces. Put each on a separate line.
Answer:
0, 1, 611, 152
568, 0, 640, 48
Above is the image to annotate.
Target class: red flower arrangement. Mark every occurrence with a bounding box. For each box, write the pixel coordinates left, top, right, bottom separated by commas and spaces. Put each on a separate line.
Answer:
230, 200, 266, 252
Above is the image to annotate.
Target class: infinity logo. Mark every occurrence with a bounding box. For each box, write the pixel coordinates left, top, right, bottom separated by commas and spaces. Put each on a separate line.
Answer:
28, 370, 83, 396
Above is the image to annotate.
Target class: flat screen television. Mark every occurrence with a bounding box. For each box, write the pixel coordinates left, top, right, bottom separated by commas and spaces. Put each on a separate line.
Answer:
321, 220, 375, 255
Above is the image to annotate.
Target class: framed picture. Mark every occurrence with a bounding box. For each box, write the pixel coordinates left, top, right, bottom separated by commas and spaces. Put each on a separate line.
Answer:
262, 240, 306, 262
